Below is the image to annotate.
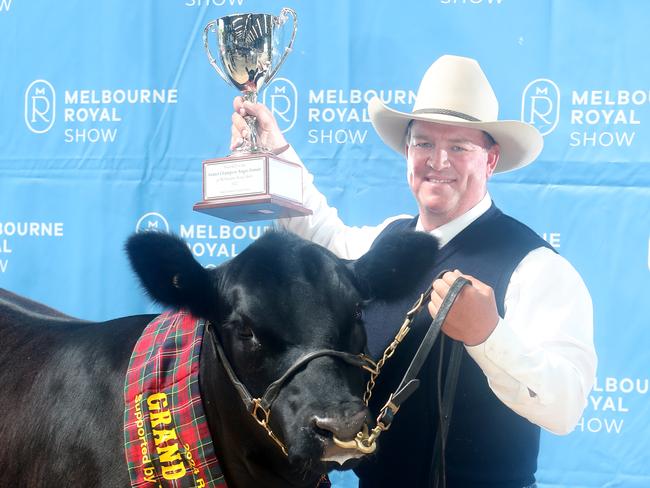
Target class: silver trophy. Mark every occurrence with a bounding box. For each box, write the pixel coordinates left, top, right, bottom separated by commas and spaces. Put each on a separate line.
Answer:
195, 8, 310, 222
204, 9, 297, 152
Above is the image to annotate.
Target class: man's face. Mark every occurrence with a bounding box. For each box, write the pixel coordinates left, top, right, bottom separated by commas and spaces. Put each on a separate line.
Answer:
405, 121, 500, 229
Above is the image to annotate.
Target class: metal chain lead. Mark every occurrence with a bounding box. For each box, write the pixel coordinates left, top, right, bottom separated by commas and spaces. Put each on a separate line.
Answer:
337, 277, 468, 456
332, 286, 434, 454
363, 287, 432, 405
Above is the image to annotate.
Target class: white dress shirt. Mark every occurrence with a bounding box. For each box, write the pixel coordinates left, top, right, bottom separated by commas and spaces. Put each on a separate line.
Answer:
277, 146, 597, 435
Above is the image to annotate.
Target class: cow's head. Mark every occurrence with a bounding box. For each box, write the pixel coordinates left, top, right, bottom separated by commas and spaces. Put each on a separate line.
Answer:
127, 230, 437, 476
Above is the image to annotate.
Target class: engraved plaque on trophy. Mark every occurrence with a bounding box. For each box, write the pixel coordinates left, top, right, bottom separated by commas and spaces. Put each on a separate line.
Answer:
194, 8, 312, 222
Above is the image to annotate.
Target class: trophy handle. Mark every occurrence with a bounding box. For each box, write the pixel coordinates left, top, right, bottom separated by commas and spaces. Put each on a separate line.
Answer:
266, 8, 297, 83
203, 20, 236, 89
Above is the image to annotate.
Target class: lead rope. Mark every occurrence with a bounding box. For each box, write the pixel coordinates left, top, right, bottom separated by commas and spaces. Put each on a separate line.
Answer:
363, 284, 433, 406
431, 333, 464, 487
333, 275, 471, 462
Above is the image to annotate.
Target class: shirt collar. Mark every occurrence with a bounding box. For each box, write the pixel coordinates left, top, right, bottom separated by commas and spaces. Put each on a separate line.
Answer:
415, 193, 492, 248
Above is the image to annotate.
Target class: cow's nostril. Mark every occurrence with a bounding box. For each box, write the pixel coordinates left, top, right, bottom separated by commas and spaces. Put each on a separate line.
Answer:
314, 425, 334, 440
313, 409, 368, 441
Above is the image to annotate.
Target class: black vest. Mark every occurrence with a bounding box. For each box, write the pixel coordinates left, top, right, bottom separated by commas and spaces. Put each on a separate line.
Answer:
355, 204, 555, 488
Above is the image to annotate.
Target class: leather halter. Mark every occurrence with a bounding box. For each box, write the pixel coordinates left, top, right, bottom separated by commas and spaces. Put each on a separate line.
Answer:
205, 274, 470, 463
205, 321, 378, 456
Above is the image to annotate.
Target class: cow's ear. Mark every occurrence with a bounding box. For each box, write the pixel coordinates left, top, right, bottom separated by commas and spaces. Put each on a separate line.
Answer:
126, 232, 216, 317
351, 231, 438, 300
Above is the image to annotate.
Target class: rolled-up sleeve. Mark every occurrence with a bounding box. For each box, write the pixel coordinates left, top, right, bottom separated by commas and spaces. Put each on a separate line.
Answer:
466, 246, 597, 434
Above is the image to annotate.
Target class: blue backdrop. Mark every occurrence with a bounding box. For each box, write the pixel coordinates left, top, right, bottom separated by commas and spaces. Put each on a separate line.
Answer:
1, 1, 648, 486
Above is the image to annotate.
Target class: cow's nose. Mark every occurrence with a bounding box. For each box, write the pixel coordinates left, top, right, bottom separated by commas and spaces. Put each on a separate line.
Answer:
313, 408, 368, 441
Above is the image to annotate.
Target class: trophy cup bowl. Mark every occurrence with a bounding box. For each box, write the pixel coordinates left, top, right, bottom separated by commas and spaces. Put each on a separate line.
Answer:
194, 8, 312, 222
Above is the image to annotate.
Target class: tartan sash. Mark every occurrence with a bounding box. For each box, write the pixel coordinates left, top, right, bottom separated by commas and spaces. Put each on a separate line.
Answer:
123, 310, 227, 487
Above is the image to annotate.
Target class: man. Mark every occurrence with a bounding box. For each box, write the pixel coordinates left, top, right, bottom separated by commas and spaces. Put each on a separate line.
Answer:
230, 55, 596, 488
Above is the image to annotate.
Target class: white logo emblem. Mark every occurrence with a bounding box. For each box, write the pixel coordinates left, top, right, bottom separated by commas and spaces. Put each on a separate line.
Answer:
135, 212, 170, 233
24, 80, 56, 134
262, 77, 298, 133
521, 78, 560, 136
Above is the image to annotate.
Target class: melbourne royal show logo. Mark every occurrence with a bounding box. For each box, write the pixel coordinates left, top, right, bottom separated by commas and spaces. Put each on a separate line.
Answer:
263, 77, 298, 134
521, 78, 561, 137
136, 213, 171, 234
25, 80, 56, 134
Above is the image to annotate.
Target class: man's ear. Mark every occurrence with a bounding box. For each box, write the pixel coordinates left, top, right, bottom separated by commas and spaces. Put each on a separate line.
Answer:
126, 232, 217, 318
486, 144, 500, 177
351, 231, 438, 301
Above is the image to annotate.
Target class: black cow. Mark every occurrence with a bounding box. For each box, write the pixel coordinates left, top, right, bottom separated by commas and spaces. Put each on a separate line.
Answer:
0, 230, 437, 488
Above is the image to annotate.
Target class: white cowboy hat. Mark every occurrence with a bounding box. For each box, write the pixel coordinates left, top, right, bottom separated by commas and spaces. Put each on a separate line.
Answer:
368, 55, 543, 173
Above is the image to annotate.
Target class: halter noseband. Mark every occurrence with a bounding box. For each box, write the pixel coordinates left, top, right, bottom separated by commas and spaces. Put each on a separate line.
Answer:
206, 322, 378, 456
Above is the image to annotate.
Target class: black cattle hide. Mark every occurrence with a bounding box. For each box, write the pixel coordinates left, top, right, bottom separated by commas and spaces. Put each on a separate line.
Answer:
0, 230, 437, 488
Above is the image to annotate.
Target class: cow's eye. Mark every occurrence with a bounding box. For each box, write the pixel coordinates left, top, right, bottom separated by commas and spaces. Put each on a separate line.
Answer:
237, 323, 254, 340
230, 315, 255, 340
